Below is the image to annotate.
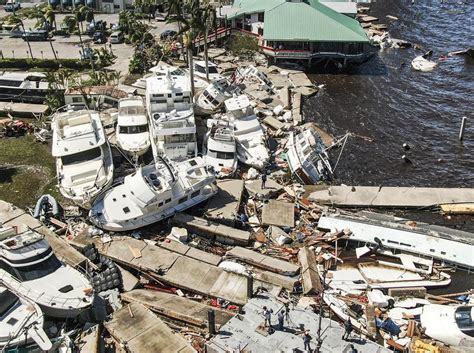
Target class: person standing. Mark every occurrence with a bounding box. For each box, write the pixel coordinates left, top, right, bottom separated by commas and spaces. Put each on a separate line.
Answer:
262, 306, 272, 327
342, 318, 353, 340
302, 330, 312, 352
278, 310, 285, 331
261, 170, 267, 189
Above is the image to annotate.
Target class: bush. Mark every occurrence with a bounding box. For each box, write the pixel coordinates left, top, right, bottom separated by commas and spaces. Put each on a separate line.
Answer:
228, 34, 259, 58
0, 58, 91, 70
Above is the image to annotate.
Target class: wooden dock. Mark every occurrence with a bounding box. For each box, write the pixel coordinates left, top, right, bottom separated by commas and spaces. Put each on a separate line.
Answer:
104, 303, 196, 353
121, 289, 234, 329
0, 102, 48, 117
309, 185, 474, 208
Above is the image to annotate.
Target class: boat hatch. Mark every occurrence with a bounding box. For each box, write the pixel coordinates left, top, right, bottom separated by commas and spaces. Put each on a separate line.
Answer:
59, 285, 74, 293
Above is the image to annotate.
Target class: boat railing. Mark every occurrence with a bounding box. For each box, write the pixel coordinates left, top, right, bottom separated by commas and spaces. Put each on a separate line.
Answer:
0, 269, 90, 308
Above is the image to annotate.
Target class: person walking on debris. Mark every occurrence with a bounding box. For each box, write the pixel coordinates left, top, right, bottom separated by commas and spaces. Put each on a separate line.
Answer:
261, 170, 267, 189
284, 302, 291, 323
302, 330, 312, 352
278, 310, 285, 331
262, 306, 272, 327
349, 344, 358, 353
342, 318, 353, 340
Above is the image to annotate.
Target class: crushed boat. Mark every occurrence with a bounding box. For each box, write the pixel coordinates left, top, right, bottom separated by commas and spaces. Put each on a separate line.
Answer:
222, 94, 269, 169
146, 72, 197, 161
116, 97, 150, 160
411, 55, 437, 72
195, 78, 237, 115
89, 156, 217, 231
51, 109, 114, 207
0, 286, 52, 351
203, 119, 238, 178
317, 210, 474, 270
0, 226, 94, 318
286, 129, 333, 184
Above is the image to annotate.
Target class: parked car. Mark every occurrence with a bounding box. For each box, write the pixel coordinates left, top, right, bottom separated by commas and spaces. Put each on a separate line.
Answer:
22, 30, 49, 42
4, 1, 21, 12
155, 12, 166, 21
160, 29, 177, 41
109, 31, 124, 44
93, 31, 107, 44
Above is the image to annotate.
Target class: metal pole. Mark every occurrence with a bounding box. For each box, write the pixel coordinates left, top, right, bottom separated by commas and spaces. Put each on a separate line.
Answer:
247, 275, 253, 298
459, 116, 467, 141
207, 309, 216, 335
315, 269, 327, 353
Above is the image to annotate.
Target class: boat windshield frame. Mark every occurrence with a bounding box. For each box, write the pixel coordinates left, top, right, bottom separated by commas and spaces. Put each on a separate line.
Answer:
455, 306, 474, 337
4, 254, 63, 282
61, 146, 102, 165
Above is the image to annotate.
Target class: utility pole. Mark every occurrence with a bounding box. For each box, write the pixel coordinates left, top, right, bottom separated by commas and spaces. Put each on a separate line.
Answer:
315, 269, 327, 353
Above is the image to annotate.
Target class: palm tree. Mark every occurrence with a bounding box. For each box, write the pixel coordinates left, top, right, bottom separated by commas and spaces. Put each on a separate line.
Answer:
74, 6, 86, 52
43, 5, 57, 30
8, 15, 34, 59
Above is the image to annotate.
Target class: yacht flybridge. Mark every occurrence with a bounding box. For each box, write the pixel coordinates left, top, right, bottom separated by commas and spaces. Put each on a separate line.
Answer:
0, 226, 94, 319
89, 156, 217, 231
203, 119, 238, 178
116, 97, 151, 159
51, 109, 114, 207
222, 95, 269, 169
195, 78, 237, 115
146, 72, 197, 162
0, 71, 58, 104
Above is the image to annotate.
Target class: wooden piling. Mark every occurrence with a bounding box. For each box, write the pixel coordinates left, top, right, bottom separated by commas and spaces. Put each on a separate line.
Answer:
459, 116, 467, 141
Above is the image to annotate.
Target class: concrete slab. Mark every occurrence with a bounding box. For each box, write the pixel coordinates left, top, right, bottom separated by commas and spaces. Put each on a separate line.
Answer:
205, 179, 244, 226
298, 247, 322, 294
172, 213, 250, 246
267, 73, 292, 88
157, 240, 222, 266
262, 116, 285, 131
309, 185, 474, 208
289, 72, 313, 87
293, 86, 318, 97
245, 178, 284, 198
0, 102, 48, 116
105, 303, 196, 353
226, 247, 299, 276
117, 265, 140, 292
206, 292, 390, 353
261, 200, 295, 228
121, 289, 234, 329
0, 201, 91, 269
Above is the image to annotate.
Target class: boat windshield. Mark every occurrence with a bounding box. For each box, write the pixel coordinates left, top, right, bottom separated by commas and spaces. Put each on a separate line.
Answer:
119, 124, 148, 134
455, 306, 474, 337
196, 65, 218, 74
0, 290, 19, 316
61, 147, 101, 165
209, 149, 234, 160
14, 254, 62, 281
119, 106, 145, 116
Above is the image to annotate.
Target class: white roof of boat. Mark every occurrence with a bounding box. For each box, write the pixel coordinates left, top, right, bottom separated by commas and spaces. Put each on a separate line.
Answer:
119, 97, 143, 107
146, 74, 190, 94
0, 71, 46, 80
225, 94, 251, 112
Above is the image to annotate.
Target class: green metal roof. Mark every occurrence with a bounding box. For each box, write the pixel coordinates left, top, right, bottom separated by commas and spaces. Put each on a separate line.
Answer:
230, 0, 369, 43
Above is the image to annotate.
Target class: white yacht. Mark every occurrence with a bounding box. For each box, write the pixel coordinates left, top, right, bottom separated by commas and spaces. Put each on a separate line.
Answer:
193, 60, 222, 82
146, 72, 197, 162
195, 78, 237, 115
0, 71, 58, 104
203, 119, 238, 178
0, 226, 94, 319
286, 129, 333, 184
116, 97, 150, 159
51, 109, 114, 207
133, 63, 208, 91
222, 95, 269, 169
0, 286, 52, 351
89, 157, 217, 231
420, 305, 474, 347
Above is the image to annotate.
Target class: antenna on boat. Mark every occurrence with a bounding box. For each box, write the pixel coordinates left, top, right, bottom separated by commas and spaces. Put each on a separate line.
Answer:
326, 133, 350, 173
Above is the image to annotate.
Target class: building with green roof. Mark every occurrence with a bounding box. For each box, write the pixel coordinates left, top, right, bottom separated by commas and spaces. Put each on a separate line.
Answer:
227, 0, 372, 66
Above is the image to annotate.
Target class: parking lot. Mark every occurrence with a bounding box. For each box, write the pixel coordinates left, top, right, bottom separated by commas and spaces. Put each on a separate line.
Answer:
0, 3, 178, 75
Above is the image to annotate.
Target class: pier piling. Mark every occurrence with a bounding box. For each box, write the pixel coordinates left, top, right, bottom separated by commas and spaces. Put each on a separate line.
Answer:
459, 116, 467, 141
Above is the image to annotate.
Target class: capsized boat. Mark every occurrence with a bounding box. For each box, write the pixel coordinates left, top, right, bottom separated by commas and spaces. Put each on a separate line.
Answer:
89, 157, 217, 231
203, 119, 238, 178
116, 97, 150, 159
0, 286, 52, 351
286, 129, 333, 184
411, 55, 437, 72
0, 226, 94, 318
51, 109, 114, 207
195, 78, 237, 115
222, 95, 269, 169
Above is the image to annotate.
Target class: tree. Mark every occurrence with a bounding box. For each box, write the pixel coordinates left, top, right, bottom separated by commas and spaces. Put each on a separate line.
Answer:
8, 15, 34, 59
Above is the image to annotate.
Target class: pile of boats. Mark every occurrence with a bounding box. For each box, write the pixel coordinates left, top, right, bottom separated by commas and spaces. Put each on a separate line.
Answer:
49, 62, 337, 232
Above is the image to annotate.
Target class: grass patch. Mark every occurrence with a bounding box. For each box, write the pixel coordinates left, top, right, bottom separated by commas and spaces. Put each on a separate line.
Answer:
0, 135, 63, 209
